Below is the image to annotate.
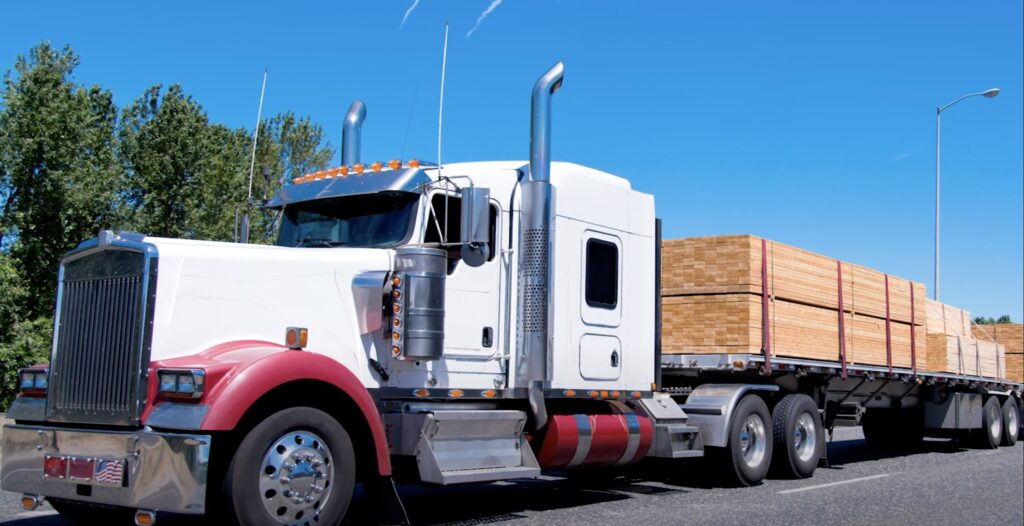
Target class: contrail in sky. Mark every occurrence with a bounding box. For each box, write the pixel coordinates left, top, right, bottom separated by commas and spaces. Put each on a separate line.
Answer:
466, 0, 503, 38
400, 0, 421, 29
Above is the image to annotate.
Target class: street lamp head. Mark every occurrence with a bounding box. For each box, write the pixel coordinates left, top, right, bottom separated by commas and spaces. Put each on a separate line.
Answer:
982, 88, 1000, 98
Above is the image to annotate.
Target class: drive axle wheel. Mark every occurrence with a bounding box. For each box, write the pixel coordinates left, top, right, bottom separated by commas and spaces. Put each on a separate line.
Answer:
1001, 398, 1020, 447
771, 394, 823, 478
225, 407, 355, 526
711, 394, 772, 487
973, 397, 1003, 449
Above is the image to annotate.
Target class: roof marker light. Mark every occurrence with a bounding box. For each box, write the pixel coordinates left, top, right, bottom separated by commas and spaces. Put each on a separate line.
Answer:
408, 159, 420, 168
387, 159, 401, 170
370, 161, 382, 172
339, 165, 349, 176
353, 163, 365, 174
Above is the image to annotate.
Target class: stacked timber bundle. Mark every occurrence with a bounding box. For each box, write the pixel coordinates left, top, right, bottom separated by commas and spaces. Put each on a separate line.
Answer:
971, 323, 1022, 382
661, 235, 926, 369
922, 300, 1007, 379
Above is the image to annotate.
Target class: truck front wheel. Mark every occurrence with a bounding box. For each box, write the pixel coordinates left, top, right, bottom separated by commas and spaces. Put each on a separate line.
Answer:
225, 406, 356, 526
770, 394, 823, 478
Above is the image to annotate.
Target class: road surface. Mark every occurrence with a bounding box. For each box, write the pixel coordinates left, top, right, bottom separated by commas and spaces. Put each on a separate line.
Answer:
1, 427, 1021, 525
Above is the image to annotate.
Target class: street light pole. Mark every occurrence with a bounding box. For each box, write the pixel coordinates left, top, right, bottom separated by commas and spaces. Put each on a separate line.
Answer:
933, 88, 999, 301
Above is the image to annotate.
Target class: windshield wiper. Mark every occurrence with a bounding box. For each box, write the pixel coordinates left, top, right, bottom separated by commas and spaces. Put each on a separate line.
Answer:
294, 237, 339, 248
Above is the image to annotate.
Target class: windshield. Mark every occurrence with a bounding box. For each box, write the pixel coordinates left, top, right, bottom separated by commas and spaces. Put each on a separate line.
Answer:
277, 191, 419, 248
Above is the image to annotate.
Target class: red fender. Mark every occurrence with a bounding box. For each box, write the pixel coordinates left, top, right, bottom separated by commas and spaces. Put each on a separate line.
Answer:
148, 341, 390, 476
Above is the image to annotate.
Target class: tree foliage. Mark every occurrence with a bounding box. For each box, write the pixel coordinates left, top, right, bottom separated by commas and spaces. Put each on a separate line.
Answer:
974, 315, 1013, 325
0, 42, 122, 318
0, 41, 334, 392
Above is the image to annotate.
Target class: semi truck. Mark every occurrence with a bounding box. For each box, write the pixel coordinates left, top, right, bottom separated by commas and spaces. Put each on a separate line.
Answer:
2, 62, 1021, 526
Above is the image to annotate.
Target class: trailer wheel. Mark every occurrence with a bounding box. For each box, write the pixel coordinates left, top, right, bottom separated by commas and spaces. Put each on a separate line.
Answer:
770, 394, 822, 478
973, 397, 1003, 449
225, 406, 356, 526
715, 394, 772, 486
1002, 398, 1020, 447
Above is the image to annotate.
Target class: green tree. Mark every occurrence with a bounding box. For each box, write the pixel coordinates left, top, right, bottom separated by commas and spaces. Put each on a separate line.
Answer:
0, 42, 123, 318
119, 84, 216, 238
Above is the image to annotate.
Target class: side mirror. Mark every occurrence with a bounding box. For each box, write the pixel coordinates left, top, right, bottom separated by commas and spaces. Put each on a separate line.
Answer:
459, 186, 491, 267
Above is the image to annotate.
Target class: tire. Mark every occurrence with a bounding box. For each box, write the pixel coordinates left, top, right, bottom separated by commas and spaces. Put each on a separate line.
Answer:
49, 498, 133, 524
1004, 398, 1022, 447
973, 397, 1003, 449
770, 394, 823, 478
224, 406, 356, 526
718, 394, 773, 486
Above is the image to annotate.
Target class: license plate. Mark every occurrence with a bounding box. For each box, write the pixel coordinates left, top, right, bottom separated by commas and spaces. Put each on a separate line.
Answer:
43, 456, 125, 487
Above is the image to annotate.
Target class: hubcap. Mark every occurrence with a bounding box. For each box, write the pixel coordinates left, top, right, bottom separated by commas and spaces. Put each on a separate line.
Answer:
740, 414, 767, 468
794, 412, 817, 462
259, 430, 334, 525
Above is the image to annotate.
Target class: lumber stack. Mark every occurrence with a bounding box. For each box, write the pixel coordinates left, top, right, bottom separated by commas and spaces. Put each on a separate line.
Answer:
972, 324, 1023, 382
921, 299, 1007, 378
661, 235, 926, 368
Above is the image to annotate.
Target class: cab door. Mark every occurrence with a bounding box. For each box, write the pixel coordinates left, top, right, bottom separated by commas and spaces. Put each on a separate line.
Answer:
422, 192, 505, 386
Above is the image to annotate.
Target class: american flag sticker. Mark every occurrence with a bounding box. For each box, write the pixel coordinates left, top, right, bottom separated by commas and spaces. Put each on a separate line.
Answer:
92, 459, 125, 486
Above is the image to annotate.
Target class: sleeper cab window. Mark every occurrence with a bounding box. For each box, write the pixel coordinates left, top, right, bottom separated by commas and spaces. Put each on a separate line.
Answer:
585, 238, 618, 309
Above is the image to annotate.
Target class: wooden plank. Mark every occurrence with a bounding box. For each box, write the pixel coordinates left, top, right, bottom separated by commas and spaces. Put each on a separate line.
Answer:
661, 235, 926, 325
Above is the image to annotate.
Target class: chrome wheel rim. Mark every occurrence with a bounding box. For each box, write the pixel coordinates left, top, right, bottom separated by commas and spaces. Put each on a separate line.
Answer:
259, 430, 334, 525
1008, 406, 1019, 436
739, 414, 767, 468
989, 405, 1002, 438
794, 412, 817, 463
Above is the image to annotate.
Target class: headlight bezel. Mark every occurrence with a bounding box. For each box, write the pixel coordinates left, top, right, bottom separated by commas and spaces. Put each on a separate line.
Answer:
155, 368, 205, 400
17, 367, 49, 396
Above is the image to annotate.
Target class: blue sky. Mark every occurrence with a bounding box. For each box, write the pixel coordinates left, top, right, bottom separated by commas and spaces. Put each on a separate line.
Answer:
3, 1, 1022, 320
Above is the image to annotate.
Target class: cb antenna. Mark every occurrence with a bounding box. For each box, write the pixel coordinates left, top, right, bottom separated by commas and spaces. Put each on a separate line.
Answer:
241, 68, 268, 243
437, 21, 449, 175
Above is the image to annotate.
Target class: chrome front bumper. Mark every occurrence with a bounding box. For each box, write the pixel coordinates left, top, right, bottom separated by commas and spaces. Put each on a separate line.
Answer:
1, 424, 211, 514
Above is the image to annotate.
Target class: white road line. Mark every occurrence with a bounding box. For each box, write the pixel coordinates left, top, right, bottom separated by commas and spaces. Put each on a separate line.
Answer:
777, 473, 892, 495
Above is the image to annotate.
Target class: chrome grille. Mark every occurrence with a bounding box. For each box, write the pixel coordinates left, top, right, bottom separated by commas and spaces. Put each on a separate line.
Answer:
47, 244, 156, 425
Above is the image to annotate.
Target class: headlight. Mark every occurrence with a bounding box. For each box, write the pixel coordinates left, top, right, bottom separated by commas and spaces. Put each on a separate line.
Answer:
17, 368, 48, 395
155, 369, 205, 400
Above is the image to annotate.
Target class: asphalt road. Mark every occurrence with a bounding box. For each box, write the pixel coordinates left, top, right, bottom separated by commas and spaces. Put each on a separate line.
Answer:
1, 427, 1021, 526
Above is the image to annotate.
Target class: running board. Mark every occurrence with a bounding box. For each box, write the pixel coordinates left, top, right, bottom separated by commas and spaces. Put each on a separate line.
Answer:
389, 409, 540, 485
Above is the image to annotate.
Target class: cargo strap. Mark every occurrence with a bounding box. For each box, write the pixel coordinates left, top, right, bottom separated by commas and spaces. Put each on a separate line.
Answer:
884, 274, 893, 374
760, 238, 772, 374
836, 260, 847, 379
909, 284, 917, 375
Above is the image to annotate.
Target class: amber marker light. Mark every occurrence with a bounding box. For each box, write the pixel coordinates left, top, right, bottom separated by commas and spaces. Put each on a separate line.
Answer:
391, 345, 400, 356
339, 165, 349, 176
392, 276, 402, 286
600, 390, 609, 398
353, 163, 365, 174
481, 389, 496, 398
610, 391, 621, 399
392, 289, 402, 300
448, 389, 465, 398
387, 159, 401, 170
563, 390, 576, 397
588, 390, 599, 398
292, 177, 303, 185
303, 174, 315, 183
313, 170, 325, 180
326, 167, 339, 178
285, 327, 308, 349
413, 389, 429, 397
407, 159, 420, 168
392, 331, 401, 341
392, 318, 401, 327
392, 303, 401, 314
631, 391, 642, 399
370, 161, 382, 172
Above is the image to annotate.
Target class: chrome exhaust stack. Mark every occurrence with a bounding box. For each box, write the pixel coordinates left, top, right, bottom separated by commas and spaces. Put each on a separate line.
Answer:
341, 100, 366, 166
517, 62, 563, 430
